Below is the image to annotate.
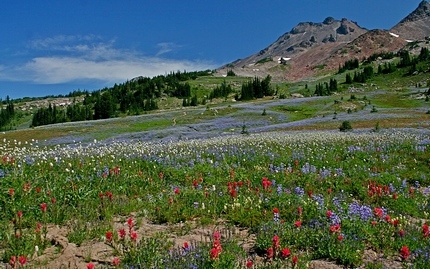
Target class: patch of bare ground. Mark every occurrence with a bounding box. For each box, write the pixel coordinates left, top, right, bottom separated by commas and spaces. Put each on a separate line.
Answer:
3, 216, 417, 269
7, 218, 250, 269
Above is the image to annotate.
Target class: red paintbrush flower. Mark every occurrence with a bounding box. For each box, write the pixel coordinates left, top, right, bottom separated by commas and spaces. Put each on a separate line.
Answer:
292, 255, 298, 266
400, 246, 410, 260
106, 231, 113, 243
266, 247, 274, 259
118, 229, 126, 240
329, 224, 341, 233
281, 247, 291, 258
112, 257, 120, 266
423, 223, 429, 238
272, 235, 280, 249
18, 256, 27, 266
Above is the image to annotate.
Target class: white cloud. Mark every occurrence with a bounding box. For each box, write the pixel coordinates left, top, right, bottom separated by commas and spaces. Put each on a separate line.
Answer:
2, 56, 215, 84
29, 35, 123, 61
155, 42, 182, 56
0, 35, 216, 84
29, 35, 102, 51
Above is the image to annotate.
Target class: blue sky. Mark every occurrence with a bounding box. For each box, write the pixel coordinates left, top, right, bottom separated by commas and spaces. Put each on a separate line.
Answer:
0, 0, 423, 99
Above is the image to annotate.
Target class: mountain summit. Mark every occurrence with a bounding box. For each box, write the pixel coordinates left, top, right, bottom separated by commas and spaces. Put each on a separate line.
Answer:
217, 1, 430, 82
391, 0, 430, 40
218, 17, 367, 80
252, 17, 367, 60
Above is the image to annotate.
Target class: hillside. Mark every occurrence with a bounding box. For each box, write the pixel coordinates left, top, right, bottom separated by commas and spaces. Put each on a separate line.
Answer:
217, 17, 368, 81
3, 1, 430, 135
391, 0, 430, 40
216, 1, 430, 82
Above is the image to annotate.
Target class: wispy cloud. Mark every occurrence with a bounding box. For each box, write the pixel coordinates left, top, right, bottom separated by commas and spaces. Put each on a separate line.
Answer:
11, 56, 213, 84
0, 35, 216, 84
155, 42, 182, 56
29, 35, 102, 51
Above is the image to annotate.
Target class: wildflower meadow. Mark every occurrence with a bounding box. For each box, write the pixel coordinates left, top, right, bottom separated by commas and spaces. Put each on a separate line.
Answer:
1, 129, 430, 268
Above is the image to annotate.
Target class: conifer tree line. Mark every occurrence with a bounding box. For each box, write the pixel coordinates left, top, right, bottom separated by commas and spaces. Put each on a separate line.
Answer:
314, 78, 338, 96
240, 75, 274, 101
20, 46, 430, 128
343, 47, 430, 84
30, 70, 210, 127
209, 80, 233, 100
0, 96, 15, 131
338, 58, 359, 74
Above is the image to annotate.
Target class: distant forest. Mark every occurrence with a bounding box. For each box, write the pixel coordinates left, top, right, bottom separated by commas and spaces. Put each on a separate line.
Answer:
31, 70, 212, 127
3, 46, 429, 129
0, 96, 15, 131
30, 71, 279, 128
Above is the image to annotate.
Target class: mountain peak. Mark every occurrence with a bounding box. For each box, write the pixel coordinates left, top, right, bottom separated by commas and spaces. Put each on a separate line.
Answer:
217, 1, 430, 81
391, 0, 430, 40
419, 0, 429, 7
323, 17, 336, 25
398, 0, 430, 24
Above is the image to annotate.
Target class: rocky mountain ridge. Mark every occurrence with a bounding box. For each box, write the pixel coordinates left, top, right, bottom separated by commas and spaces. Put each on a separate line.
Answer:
217, 0, 430, 82
391, 0, 430, 40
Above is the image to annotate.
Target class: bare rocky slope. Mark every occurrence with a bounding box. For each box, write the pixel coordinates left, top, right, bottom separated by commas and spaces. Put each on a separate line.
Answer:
216, 1, 430, 82
391, 0, 430, 40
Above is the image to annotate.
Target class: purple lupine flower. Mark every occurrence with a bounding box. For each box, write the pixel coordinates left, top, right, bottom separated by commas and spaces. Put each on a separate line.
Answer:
312, 194, 324, 209
348, 201, 373, 221
329, 212, 341, 225
294, 187, 305, 196
389, 183, 396, 193
277, 184, 283, 196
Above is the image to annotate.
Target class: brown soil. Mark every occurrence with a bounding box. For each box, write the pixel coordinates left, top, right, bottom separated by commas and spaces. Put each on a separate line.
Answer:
0, 217, 409, 269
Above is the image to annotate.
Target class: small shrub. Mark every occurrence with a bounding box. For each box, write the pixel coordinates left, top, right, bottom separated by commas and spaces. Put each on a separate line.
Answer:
339, 121, 353, 132
241, 122, 249, 135
256, 57, 273, 65
373, 122, 380, 132
227, 69, 236, 77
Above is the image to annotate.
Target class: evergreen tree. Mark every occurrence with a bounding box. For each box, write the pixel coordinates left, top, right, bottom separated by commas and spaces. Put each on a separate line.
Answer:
262, 75, 274, 96
227, 69, 236, 76
329, 78, 338, 92
397, 50, 412, 67
240, 80, 254, 101
190, 95, 198, 106
419, 47, 429, 61
253, 77, 263, 98
0, 96, 16, 131
94, 92, 116, 119
210, 80, 233, 99
345, 73, 352, 84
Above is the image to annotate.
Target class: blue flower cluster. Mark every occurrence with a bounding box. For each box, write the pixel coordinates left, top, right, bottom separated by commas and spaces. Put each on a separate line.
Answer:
348, 201, 373, 221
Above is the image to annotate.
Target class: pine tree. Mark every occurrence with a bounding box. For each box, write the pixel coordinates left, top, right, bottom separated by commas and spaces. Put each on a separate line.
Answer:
345, 73, 352, 84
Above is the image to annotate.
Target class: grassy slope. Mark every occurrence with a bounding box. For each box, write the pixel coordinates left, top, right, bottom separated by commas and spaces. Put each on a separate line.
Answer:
2, 60, 430, 146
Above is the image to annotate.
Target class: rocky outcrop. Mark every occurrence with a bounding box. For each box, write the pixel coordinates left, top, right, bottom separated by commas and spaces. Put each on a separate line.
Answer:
216, 1, 430, 82
391, 0, 430, 40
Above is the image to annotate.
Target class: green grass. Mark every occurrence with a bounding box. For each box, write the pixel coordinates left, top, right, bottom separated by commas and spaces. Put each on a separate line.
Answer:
371, 92, 428, 109
271, 105, 319, 121
255, 57, 273, 65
